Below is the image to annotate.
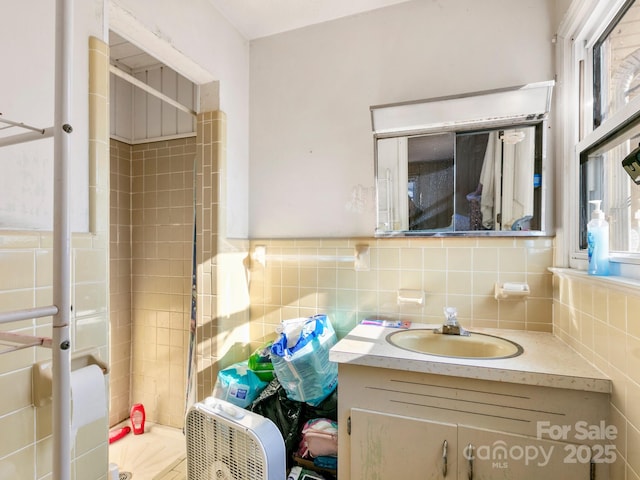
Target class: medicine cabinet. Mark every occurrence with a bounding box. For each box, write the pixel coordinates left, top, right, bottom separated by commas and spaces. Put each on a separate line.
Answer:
371, 81, 554, 236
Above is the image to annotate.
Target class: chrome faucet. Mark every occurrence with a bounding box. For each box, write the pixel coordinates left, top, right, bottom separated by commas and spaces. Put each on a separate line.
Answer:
438, 307, 470, 336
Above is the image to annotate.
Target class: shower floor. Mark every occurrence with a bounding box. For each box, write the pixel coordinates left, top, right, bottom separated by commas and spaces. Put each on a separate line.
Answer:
109, 421, 186, 480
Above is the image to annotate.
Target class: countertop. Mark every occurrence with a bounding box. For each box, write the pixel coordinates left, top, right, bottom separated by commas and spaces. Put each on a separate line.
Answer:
329, 323, 611, 394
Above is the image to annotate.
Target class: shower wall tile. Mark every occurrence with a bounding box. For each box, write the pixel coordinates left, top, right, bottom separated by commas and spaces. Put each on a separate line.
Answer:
129, 137, 195, 429
109, 139, 132, 427
109, 134, 198, 429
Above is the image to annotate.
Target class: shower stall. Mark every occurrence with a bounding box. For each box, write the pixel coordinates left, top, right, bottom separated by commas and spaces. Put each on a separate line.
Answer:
106, 32, 251, 435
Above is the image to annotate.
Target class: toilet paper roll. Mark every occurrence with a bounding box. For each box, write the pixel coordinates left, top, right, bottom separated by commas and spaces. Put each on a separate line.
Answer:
71, 364, 107, 435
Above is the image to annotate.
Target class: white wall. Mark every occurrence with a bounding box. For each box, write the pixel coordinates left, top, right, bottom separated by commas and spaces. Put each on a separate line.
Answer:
0, 0, 103, 231
110, 0, 250, 237
0, 0, 250, 237
249, 0, 564, 238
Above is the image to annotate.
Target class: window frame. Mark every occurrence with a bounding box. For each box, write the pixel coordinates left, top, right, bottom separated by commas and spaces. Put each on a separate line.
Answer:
561, 0, 640, 276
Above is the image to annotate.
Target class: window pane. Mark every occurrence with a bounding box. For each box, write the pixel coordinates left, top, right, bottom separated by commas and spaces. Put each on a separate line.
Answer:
594, 0, 640, 127
580, 116, 640, 252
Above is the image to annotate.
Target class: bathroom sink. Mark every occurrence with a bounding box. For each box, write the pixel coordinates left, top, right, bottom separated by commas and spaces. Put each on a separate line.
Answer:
386, 329, 523, 359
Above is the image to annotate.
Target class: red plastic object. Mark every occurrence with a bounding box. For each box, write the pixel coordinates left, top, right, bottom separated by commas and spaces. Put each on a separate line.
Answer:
130, 403, 146, 435
108, 426, 131, 444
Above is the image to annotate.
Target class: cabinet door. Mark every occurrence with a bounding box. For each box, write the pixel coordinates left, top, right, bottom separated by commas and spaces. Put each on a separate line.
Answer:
457, 425, 592, 480
350, 408, 457, 480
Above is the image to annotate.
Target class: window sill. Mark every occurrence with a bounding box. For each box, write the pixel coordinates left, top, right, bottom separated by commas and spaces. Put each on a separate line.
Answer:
549, 267, 640, 295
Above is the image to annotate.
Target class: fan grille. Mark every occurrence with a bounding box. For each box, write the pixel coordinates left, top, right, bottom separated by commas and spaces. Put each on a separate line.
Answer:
186, 407, 267, 480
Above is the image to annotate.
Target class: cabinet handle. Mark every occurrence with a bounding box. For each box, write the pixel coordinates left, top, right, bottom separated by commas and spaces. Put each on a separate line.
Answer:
442, 440, 448, 477
466, 443, 474, 480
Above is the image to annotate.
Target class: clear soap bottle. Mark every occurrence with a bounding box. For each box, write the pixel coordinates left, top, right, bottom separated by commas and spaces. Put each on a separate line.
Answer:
587, 200, 610, 276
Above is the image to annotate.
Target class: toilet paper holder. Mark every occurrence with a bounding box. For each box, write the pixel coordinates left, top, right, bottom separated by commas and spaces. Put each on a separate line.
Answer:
32, 347, 109, 407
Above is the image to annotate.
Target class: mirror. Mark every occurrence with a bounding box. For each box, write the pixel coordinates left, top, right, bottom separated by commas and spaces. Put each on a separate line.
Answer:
376, 125, 542, 233
371, 82, 553, 236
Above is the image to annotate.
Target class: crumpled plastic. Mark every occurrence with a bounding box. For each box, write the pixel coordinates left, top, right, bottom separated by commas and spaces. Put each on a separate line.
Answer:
270, 314, 338, 406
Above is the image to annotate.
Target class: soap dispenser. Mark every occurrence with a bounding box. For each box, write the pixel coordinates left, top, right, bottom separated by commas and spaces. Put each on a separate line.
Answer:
587, 200, 610, 276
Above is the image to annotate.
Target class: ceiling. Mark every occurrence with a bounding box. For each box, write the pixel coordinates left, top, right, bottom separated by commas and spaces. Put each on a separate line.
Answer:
109, 31, 162, 72
206, 0, 413, 40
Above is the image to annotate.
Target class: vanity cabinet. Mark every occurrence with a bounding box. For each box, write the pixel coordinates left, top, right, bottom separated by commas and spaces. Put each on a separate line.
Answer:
338, 364, 610, 480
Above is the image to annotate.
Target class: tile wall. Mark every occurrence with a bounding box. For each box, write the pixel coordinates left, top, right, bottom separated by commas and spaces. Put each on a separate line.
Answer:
0, 231, 109, 480
108, 137, 196, 429
248, 236, 555, 340
193, 110, 251, 401
108, 139, 132, 426
554, 270, 640, 480
108, 109, 251, 428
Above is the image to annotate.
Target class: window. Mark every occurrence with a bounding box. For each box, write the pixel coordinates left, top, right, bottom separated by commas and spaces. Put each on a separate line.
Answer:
573, 0, 640, 269
579, 115, 640, 252
593, 0, 640, 127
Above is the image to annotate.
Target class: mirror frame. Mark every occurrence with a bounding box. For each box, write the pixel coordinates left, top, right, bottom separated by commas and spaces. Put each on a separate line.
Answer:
371, 82, 554, 237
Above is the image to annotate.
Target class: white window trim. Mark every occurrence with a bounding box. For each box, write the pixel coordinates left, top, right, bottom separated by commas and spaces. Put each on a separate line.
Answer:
557, 0, 640, 279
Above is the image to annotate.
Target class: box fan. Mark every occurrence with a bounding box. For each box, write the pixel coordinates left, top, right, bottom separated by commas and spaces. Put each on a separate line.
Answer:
185, 397, 286, 480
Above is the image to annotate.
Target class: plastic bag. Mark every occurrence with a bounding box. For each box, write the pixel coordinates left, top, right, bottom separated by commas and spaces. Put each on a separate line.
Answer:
248, 341, 275, 381
212, 361, 268, 408
249, 376, 338, 467
270, 314, 338, 406
297, 418, 338, 458
249, 378, 304, 462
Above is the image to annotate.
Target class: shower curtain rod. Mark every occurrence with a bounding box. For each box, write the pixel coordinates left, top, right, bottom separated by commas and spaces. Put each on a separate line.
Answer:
109, 64, 197, 117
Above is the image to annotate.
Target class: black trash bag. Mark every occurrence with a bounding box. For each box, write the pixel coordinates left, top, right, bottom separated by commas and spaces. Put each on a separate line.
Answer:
249, 377, 339, 465
302, 386, 338, 422
248, 377, 304, 460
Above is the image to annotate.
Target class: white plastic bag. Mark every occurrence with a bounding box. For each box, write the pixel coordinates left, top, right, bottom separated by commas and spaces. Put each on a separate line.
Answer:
270, 314, 338, 406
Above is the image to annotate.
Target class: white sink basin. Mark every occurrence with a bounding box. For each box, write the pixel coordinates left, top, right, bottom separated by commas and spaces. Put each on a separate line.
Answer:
386, 329, 523, 359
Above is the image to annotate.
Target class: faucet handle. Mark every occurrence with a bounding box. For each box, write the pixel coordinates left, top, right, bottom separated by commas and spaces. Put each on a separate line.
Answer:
441, 307, 470, 335
444, 306, 458, 325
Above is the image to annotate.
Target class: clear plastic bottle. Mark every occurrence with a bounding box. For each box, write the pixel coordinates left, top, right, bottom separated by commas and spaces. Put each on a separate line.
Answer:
587, 200, 610, 276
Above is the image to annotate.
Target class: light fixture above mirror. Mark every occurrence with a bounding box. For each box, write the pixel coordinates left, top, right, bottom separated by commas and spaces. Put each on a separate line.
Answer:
371, 81, 554, 136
